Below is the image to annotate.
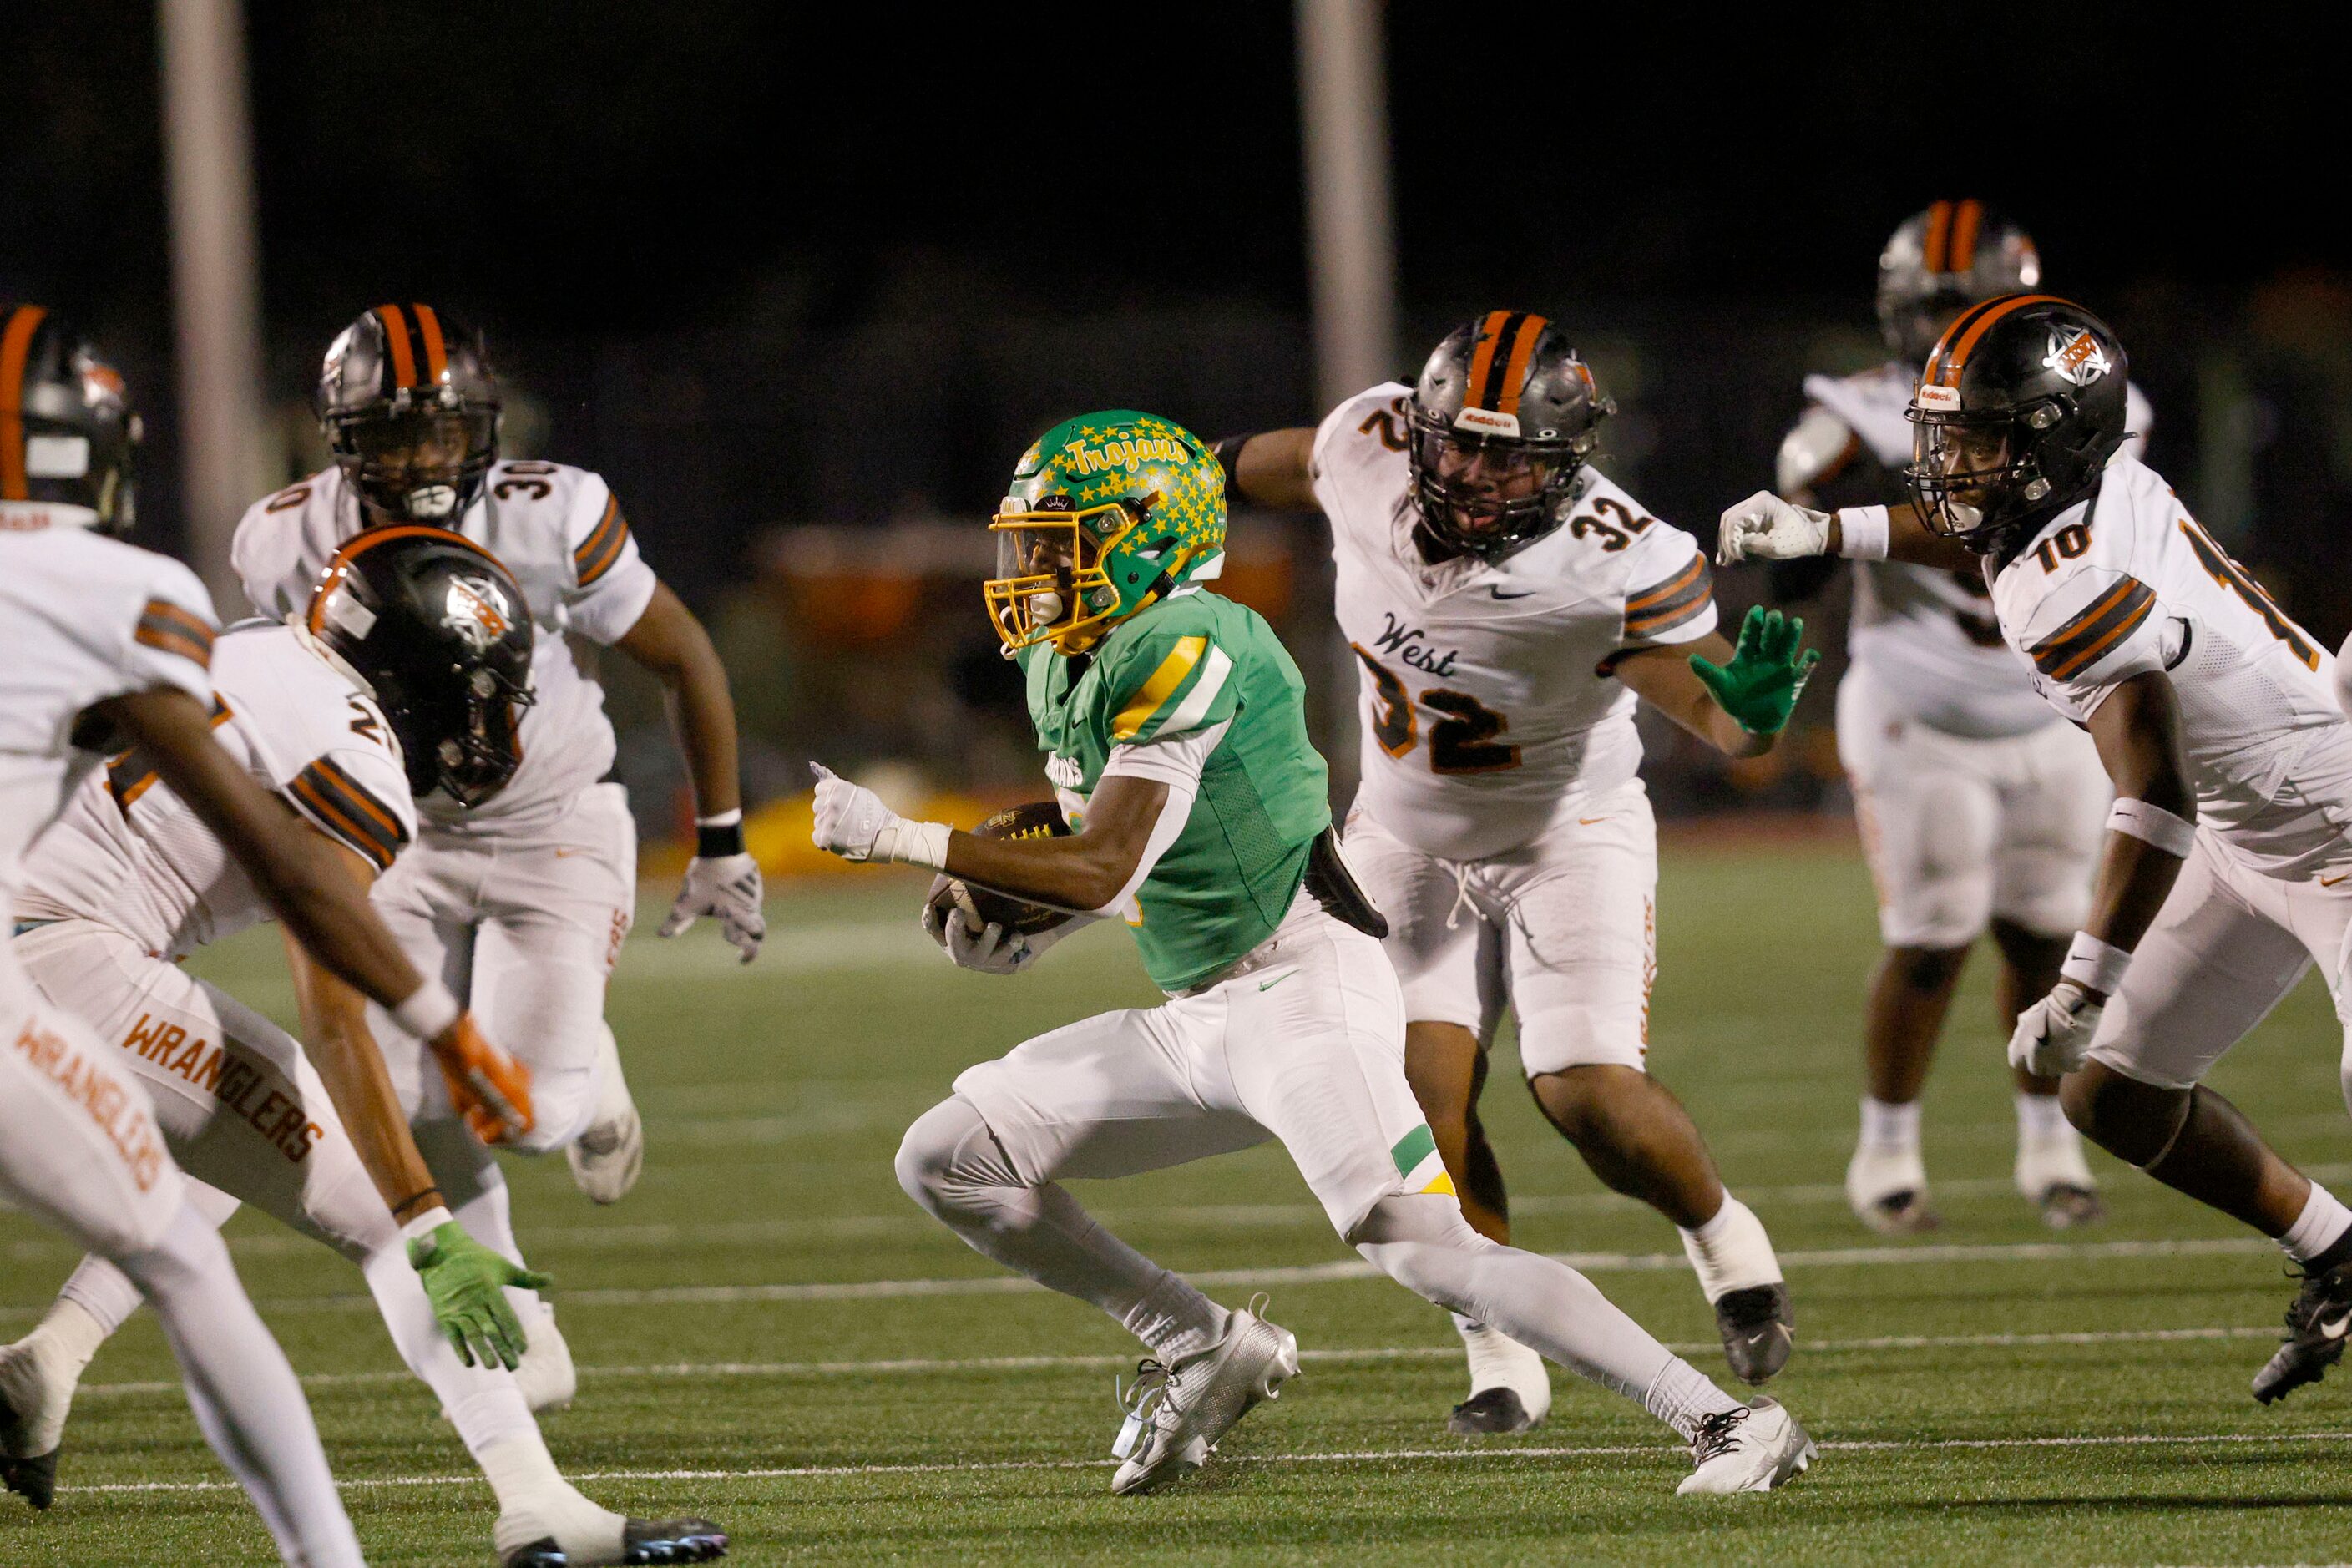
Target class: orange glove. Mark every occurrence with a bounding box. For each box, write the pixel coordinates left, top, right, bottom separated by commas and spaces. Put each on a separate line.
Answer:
431, 1013, 534, 1144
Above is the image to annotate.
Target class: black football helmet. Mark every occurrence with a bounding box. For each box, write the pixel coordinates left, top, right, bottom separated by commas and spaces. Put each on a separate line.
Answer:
1877, 201, 2042, 363
316, 304, 502, 526
1407, 311, 1615, 563
304, 526, 535, 807
1906, 295, 2129, 558
0, 303, 141, 535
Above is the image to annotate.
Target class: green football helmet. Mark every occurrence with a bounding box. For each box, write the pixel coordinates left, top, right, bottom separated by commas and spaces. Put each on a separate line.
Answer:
987, 410, 1226, 655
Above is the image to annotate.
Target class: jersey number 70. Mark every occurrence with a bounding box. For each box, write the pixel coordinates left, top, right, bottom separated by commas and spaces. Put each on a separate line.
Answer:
1351, 645, 1521, 774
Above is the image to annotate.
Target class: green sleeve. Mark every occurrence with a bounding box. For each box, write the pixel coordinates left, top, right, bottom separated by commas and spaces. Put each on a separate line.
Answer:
1096, 618, 1241, 747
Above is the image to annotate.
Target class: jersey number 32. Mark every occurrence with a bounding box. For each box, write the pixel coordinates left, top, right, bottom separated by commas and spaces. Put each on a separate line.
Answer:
1351, 645, 1521, 774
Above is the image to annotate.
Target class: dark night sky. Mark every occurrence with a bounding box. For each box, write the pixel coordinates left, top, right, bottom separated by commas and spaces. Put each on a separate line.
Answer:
7, 5, 2338, 337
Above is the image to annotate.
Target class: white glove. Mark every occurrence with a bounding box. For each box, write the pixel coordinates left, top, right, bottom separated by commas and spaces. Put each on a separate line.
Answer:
810, 762, 903, 862
2007, 980, 2106, 1078
660, 852, 765, 963
1717, 490, 1834, 566
920, 883, 1055, 975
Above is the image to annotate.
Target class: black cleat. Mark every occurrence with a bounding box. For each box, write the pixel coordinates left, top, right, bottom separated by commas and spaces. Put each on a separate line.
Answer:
1446, 1388, 1536, 1436
2, 1449, 58, 1510
503, 1517, 729, 1565
2253, 1258, 2352, 1405
1716, 1283, 1795, 1386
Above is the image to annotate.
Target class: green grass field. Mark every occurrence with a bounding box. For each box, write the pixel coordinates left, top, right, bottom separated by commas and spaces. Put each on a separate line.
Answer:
8, 839, 2352, 1565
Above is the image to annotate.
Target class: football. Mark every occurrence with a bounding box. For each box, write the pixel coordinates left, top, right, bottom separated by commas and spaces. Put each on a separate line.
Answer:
924, 800, 1075, 939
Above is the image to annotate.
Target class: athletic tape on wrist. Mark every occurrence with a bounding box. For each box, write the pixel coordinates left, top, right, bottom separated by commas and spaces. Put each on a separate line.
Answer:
399, 1206, 455, 1246
390, 980, 460, 1042
2060, 932, 2132, 994
1836, 505, 1890, 561
883, 819, 953, 872
2108, 797, 2197, 857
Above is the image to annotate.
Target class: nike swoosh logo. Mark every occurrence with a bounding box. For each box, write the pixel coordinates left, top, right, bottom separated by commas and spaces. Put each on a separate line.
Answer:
555, 847, 584, 858
1579, 817, 1608, 826
2322, 1312, 2351, 1342
1258, 969, 1299, 992
1489, 586, 1535, 600
2324, 874, 2349, 887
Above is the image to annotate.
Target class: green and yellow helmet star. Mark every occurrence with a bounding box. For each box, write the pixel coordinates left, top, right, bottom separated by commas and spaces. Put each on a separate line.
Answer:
986, 410, 1227, 655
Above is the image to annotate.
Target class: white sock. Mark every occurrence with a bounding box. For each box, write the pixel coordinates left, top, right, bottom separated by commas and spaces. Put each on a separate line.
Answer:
1453, 1312, 1550, 1415
1677, 1195, 1783, 1302
1642, 1356, 1745, 1442
2280, 1184, 2352, 1264
2016, 1091, 2070, 1143
482, 1437, 625, 1561
58, 1255, 149, 1338
23, 1296, 111, 1369
117, 1202, 365, 1568
1859, 1096, 1921, 1153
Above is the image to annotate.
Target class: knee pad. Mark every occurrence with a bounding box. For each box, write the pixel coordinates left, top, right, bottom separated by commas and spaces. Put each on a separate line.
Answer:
894, 1096, 1020, 1219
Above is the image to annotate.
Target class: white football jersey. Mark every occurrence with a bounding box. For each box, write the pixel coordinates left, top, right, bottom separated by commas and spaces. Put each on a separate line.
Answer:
1803, 362, 2152, 739
230, 461, 658, 829
1990, 451, 2352, 875
1315, 382, 1717, 862
0, 524, 217, 908
18, 624, 415, 961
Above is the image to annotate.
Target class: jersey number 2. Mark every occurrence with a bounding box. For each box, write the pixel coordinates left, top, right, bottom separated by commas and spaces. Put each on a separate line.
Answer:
1351, 645, 1521, 774
2177, 516, 2319, 669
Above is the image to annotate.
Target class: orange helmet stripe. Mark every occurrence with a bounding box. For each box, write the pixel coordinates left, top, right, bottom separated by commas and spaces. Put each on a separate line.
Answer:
305, 524, 500, 635
1495, 313, 1550, 418
375, 304, 417, 389
1926, 292, 2069, 387
1949, 199, 1983, 271
1463, 310, 1511, 411
1920, 200, 1954, 273
0, 303, 47, 500
413, 303, 448, 384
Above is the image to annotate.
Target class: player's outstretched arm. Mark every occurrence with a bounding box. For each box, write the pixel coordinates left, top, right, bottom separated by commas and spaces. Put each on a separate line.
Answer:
277, 845, 550, 1368
812, 764, 1171, 914
1717, 492, 1973, 573
1616, 606, 1822, 758
99, 687, 532, 1141
616, 581, 765, 962
2008, 671, 2195, 1078
1213, 428, 1320, 512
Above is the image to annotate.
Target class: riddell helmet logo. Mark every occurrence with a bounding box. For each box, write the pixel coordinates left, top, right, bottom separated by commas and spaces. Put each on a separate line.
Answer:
1453, 407, 1521, 437
1914, 383, 1963, 412
2042, 328, 2112, 387
443, 574, 513, 650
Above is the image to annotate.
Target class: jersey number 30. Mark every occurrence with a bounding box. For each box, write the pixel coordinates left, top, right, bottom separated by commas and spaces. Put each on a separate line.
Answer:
1351, 646, 1521, 773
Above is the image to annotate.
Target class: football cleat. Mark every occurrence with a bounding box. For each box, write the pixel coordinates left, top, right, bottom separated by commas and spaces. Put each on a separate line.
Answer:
2016, 1128, 2103, 1230
569, 1033, 644, 1206
0, 1332, 85, 1510
1110, 1300, 1298, 1495
501, 1516, 728, 1566
1676, 1398, 1816, 1495
2253, 1257, 2352, 1405
1446, 1388, 1537, 1436
1846, 1143, 1938, 1235
1714, 1283, 1795, 1386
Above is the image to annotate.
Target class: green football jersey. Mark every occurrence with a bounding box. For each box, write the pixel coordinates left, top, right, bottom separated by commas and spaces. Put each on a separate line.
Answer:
1021, 588, 1330, 993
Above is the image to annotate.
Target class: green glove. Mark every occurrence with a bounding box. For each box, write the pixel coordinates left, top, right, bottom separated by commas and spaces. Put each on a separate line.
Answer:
1688, 604, 1823, 736
408, 1221, 553, 1370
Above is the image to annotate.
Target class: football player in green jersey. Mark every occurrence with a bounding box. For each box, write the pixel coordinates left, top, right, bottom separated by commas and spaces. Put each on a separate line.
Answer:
812, 412, 1814, 1496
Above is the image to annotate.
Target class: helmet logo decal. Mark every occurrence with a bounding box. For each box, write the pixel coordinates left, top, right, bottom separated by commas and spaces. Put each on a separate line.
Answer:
1063, 434, 1187, 475
443, 574, 514, 651
1914, 383, 1963, 411
2042, 328, 2112, 387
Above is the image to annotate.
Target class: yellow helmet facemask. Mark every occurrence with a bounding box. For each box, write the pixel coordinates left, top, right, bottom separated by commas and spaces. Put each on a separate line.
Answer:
984, 499, 1141, 655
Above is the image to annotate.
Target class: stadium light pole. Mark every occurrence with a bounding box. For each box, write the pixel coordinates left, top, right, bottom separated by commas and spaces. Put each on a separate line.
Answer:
159, 0, 270, 609
1295, 0, 1396, 791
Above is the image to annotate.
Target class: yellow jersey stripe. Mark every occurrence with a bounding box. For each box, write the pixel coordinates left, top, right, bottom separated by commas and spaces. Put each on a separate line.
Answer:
1110, 635, 1205, 741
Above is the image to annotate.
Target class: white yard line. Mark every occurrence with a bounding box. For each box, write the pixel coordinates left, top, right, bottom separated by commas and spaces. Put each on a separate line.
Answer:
72, 1324, 2288, 1400
63, 1427, 2352, 1498
0, 1232, 2287, 1322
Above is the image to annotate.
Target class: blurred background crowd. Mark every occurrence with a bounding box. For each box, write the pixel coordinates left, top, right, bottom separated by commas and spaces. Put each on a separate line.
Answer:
9, 4, 2348, 868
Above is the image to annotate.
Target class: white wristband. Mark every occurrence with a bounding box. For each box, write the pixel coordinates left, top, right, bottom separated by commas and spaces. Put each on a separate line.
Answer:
2060, 932, 2132, 994
879, 819, 953, 872
1835, 505, 1890, 561
695, 807, 743, 828
2107, 797, 2197, 857
389, 979, 460, 1042
399, 1206, 455, 1245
